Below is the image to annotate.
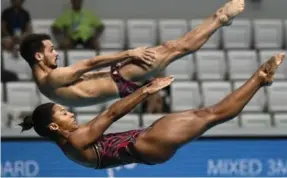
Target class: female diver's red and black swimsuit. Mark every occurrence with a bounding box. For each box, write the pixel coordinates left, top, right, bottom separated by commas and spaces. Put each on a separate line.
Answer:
92, 129, 154, 169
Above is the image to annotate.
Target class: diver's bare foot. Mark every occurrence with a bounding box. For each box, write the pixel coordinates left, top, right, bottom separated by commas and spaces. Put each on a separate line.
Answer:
258, 53, 285, 86
216, 0, 245, 26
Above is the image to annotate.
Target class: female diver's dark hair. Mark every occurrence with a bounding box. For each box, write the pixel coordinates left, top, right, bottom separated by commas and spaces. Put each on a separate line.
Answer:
19, 102, 58, 140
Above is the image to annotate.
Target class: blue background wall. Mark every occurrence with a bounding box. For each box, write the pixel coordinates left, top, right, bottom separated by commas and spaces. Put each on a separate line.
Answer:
2, 139, 287, 177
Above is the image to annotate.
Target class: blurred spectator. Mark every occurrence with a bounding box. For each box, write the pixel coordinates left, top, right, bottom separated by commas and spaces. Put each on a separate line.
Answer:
1, 69, 19, 83
1, 0, 32, 57
143, 91, 170, 114
142, 73, 171, 114
51, 0, 105, 51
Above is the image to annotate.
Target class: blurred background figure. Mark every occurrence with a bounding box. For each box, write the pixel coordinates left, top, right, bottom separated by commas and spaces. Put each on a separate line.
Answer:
143, 91, 170, 114
1, 0, 33, 57
1, 69, 19, 83
51, 0, 105, 52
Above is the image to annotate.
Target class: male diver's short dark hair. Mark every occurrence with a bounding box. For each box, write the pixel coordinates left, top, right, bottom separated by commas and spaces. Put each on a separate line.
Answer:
20, 33, 51, 66
19, 102, 58, 140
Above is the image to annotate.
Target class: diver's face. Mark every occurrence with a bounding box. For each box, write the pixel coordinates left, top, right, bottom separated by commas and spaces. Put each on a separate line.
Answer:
41, 40, 59, 69
50, 105, 78, 132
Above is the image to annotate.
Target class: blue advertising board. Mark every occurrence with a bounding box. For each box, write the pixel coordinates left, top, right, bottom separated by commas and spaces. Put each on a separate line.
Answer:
1, 139, 287, 177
